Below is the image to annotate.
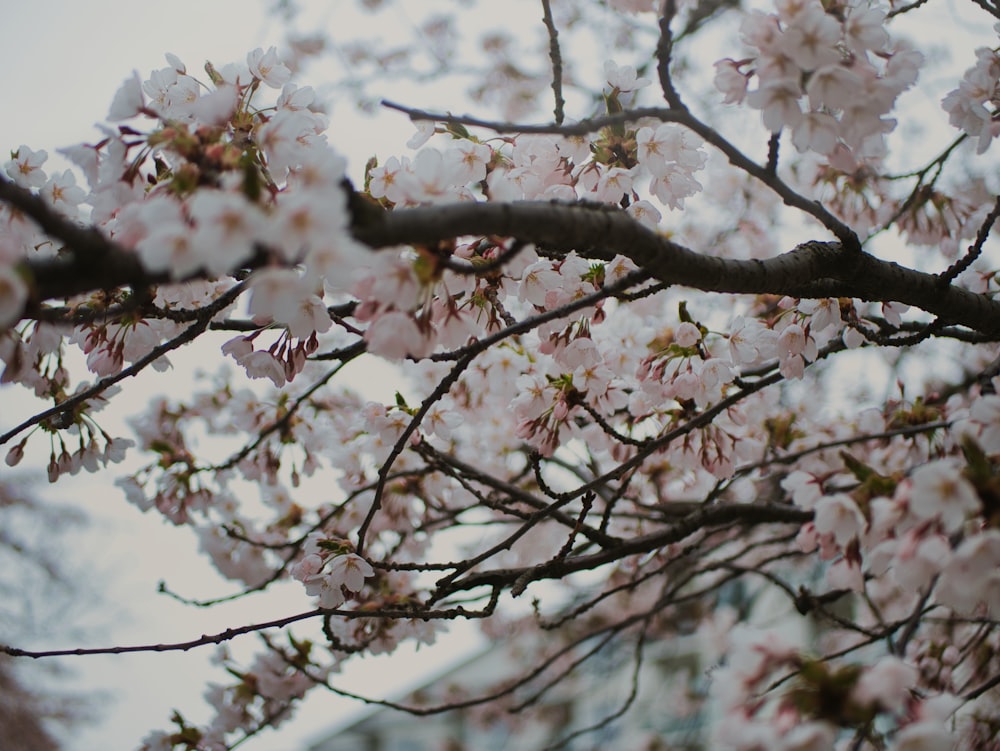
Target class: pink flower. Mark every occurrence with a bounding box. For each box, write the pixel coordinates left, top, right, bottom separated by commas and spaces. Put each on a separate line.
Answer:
247, 47, 291, 88
636, 124, 707, 179
41, 170, 86, 212
814, 494, 866, 546
406, 121, 436, 149
326, 553, 375, 593
368, 156, 407, 204
936, 531, 1000, 614
626, 200, 661, 229
714, 59, 750, 105
844, 5, 888, 54
942, 46, 999, 153
4, 145, 48, 189
277, 83, 316, 111
728, 316, 777, 365
741, 10, 783, 52
908, 460, 980, 533
107, 71, 146, 120
189, 85, 239, 126
674, 322, 702, 348
593, 167, 633, 203
852, 656, 918, 712
779, 7, 841, 71
241, 350, 286, 387
827, 555, 864, 591
747, 80, 804, 132
452, 140, 492, 184
783, 471, 823, 509
604, 60, 650, 92
424, 401, 463, 441
188, 191, 266, 276
969, 394, 1000, 454
519, 259, 562, 307
395, 148, 469, 204
221, 336, 253, 362
792, 111, 839, 155
365, 311, 432, 361
136, 224, 201, 278
807, 65, 863, 111
892, 532, 950, 593
0, 267, 27, 329
290, 553, 324, 583
249, 269, 332, 339
893, 721, 955, 751
256, 109, 329, 177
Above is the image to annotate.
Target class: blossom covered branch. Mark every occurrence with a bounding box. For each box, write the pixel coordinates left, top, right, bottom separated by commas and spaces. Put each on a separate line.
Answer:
7, 182, 1000, 338
2, 1, 1000, 750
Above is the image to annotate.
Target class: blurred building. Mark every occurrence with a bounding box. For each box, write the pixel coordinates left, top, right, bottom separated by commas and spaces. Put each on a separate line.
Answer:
306, 636, 707, 751
305, 572, 830, 751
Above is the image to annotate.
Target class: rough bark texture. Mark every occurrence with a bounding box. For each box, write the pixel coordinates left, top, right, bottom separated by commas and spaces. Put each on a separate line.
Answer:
8, 174, 1000, 338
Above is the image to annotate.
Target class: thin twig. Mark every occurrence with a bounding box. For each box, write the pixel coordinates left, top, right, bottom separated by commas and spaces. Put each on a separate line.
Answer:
1, 283, 245, 447
540, 0, 566, 125
886, 0, 932, 17
1, 609, 323, 658
356, 351, 477, 555
655, 0, 685, 109
766, 131, 781, 174
938, 194, 1000, 287
379, 101, 861, 247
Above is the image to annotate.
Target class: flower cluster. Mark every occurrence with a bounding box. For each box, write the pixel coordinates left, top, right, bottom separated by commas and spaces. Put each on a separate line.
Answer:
290, 534, 376, 609
710, 626, 955, 751
942, 25, 1000, 153
716, 0, 922, 165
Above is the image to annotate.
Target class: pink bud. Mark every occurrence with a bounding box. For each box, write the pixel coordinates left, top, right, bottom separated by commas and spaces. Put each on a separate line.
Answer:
5, 442, 25, 467
553, 399, 569, 421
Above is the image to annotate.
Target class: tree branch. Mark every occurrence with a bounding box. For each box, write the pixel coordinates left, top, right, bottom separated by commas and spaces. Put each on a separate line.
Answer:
354, 201, 1000, 335
0, 177, 165, 304
380, 101, 859, 243
9, 181, 1000, 335
0, 282, 245, 447
540, 0, 566, 125
1, 609, 324, 658
432, 501, 811, 598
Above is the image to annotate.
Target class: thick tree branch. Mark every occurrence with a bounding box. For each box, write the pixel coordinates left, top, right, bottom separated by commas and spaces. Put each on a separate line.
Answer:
0, 178, 164, 304
354, 201, 1000, 335
7, 175, 999, 335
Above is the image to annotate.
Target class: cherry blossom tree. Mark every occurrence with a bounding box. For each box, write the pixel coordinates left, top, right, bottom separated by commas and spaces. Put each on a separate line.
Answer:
2, 0, 1000, 748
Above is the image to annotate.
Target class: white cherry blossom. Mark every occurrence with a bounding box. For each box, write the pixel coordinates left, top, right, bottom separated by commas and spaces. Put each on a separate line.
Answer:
247, 46, 292, 88
908, 460, 980, 533
4, 145, 48, 189
604, 60, 651, 92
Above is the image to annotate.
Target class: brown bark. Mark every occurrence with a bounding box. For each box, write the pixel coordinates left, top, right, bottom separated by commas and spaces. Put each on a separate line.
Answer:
6, 174, 1000, 337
